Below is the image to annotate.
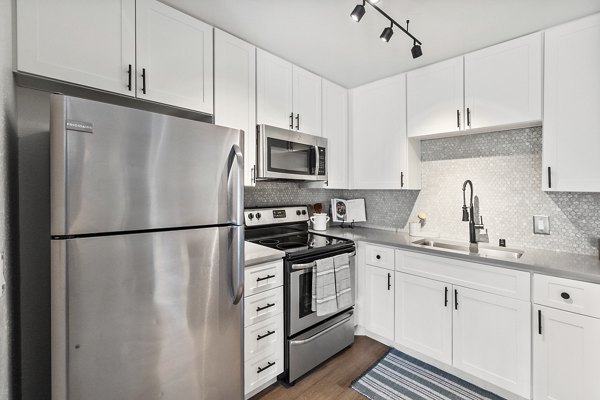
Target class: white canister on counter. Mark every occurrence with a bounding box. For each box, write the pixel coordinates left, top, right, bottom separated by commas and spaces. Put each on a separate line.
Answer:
310, 213, 330, 231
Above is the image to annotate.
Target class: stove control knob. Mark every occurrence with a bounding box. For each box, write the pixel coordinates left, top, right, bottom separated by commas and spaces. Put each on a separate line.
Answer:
301, 210, 307, 215
256, 212, 262, 219
296, 210, 301, 216
247, 213, 254, 220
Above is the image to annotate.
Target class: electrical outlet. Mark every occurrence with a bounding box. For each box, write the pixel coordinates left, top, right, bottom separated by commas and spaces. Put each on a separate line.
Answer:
533, 215, 550, 235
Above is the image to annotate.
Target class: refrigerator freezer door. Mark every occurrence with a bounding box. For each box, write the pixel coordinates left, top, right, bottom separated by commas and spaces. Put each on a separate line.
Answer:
50, 95, 244, 236
53, 226, 244, 400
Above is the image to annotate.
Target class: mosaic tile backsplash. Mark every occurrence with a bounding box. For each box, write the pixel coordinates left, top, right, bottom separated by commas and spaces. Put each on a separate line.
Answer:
245, 126, 600, 255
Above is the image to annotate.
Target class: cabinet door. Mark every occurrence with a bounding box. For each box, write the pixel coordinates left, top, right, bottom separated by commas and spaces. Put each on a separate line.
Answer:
395, 273, 452, 364
256, 49, 294, 130
407, 57, 464, 137
322, 80, 348, 189
453, 287, 531, 398
17, 0, 135, 96
533, 305, 600, 400
543, 14, 600, 192
350, 74, 407, 189
292, 66, 322, 135
214, 29, 256, 187
364, 265, 394, 341
136, 0, 213, 113
465, 32, 542, 130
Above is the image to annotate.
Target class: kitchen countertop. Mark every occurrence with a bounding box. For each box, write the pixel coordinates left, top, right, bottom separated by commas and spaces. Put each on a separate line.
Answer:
245, 241, 285, 267
314, 226, 600, 284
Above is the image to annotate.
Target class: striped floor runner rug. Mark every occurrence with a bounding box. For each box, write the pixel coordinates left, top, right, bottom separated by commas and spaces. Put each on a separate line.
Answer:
352, 349, 506, 400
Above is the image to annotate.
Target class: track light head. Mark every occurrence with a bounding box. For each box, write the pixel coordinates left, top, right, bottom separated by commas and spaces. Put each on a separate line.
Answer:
367, 0, 381, 4
380, 25, 393, 42
411, 42, 423, 58
350, 3, 366, 22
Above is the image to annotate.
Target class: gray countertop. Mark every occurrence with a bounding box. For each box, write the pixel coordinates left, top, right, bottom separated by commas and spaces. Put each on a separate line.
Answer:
245, 241, 285, 267
315, 226, 600, 284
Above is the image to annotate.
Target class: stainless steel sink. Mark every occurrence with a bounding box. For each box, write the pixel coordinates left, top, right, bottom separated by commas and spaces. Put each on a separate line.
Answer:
411, 238, 524, 260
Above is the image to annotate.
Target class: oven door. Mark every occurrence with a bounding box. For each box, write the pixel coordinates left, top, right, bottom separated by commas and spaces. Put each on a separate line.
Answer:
288, 248, 355, 337
257, 124, 326, 181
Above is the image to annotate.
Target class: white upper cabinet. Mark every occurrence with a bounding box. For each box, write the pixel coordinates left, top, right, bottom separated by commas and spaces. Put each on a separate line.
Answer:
465, 32, 542, 130
407, 57, 464, 138
256, 49, 294, 130
214, 29, 256, 187
17, 0, 136, 96
136, 0, 213, 113
292, 66, 322, 136
256, 50, 322, 136
543, 13, 600, 192
321, 79, 348, 189
351, 74, 420, 190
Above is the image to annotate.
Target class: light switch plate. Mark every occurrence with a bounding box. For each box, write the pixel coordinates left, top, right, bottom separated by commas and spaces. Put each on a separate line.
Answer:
533, 215, 550, 235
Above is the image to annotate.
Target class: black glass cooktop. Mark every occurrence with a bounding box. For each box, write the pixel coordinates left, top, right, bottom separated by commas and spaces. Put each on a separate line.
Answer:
248, 231, 352, 254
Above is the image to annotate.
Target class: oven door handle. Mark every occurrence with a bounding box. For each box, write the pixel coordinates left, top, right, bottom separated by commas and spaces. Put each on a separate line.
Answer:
291, 252, 356, 271
289, 312, 353, 345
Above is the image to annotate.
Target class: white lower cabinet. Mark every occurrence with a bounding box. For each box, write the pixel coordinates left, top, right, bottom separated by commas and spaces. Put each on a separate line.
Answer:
394, 272, 452, 365
244, 260, 284, 398
364, 264, 394, 341
533, 274, 600, 400
453, 286, 531, 398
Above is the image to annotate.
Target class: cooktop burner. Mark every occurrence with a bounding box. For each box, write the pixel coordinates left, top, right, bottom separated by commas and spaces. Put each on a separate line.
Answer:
275, 242, 307, 250
258, 239, 280, 246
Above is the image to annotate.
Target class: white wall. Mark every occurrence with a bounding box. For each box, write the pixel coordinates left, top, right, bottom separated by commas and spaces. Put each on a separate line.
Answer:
0, 0, 17, 399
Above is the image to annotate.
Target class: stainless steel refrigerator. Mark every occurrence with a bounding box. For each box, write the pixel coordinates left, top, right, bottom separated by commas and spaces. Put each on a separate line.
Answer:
49, 95, 244, 399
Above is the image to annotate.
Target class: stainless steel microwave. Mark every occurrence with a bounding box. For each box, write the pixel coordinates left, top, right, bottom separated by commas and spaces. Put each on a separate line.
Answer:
256, 124, 327, 182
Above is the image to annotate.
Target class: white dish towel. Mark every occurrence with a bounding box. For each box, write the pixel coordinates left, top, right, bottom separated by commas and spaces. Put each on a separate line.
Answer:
333, 253, 352, 310
311, 257, 338, 316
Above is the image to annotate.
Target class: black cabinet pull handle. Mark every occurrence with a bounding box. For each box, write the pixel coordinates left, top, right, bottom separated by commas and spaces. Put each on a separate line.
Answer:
295, 113, 300, 130
256, 274, 275, 283
256, 303, 275, 312
387, 273, 391, 290
257, 330, 275, 341
454, 289, 458, 310
127, 64, 132, 91
401, 172, 404, 188
548, 166, 552, 188
444, 286, 448, 307
376, 255, 381, 260
538, 309, 542, 335
457, 110, 461, 129
257, 361, 276, 374
561, 292, 570, 300
289, 113, 294, 129
467, 107, 471, 127
141, 68, 147, 94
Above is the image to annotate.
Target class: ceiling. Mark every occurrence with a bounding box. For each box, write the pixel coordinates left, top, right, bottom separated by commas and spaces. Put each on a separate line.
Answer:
164, 0, 600, 88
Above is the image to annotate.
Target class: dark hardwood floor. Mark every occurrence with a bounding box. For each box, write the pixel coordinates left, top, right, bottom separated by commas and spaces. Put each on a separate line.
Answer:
252, 336, 389, 400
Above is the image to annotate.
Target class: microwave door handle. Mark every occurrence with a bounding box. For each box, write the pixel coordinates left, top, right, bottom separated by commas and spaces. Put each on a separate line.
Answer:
314, 145, 319, 176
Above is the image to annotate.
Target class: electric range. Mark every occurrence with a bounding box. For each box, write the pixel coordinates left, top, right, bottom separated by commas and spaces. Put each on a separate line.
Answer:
244, 206, 356, 384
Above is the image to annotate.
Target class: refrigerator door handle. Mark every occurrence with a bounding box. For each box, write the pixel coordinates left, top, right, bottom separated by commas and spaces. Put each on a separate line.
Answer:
228, 144, 244, 225
231, 226, 244, 305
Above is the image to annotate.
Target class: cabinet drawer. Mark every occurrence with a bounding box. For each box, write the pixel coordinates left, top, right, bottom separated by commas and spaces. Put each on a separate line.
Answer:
365, 243, 395, 270
244, 286, 283, 327
244, 346, 283, 395
244, 315, 283, 361
245, 260, 283, 297
395, 249, 530, 300
534, 274, 600, 318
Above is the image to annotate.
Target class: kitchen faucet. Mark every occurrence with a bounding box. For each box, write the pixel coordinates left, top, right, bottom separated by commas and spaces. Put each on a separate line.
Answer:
462, 180, 486, 252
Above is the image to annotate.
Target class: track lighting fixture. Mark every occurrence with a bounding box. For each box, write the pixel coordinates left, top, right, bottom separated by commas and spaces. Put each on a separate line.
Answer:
411, 41, 423, 59
350, 1, 366, 22
380, 22, 393, 43
349, 1, 422, 59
